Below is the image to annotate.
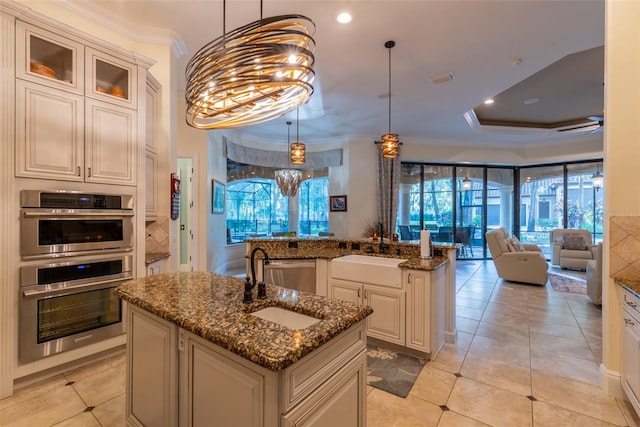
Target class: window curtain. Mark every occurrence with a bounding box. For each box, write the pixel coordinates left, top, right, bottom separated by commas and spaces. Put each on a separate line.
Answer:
377, 148, 401, 239
225, 138, 343, 169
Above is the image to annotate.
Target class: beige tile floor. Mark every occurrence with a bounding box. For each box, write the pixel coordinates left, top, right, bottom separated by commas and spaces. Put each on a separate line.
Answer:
1, 260, 640, 426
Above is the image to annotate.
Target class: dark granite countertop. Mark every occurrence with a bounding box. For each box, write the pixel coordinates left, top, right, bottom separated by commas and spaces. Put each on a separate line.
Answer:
245, 238, 451, 271
145, 252, 170, 265
616, 279, 640, 298
115, 272, 372, 371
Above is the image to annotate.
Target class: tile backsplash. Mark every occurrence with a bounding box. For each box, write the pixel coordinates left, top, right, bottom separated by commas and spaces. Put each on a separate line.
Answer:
609, 216, 640, 281
145, 216, 170, 254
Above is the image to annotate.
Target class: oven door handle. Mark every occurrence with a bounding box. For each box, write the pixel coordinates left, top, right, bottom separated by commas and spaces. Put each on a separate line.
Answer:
22, 209, 134, 217
22, 277, 130, 297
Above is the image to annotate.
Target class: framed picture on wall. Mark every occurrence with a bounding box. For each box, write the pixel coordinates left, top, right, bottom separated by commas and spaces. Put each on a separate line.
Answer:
329, 195, 347, 212
212, 179, 225, 214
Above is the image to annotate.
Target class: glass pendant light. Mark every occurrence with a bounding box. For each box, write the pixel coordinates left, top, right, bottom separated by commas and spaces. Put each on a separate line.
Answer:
290, 109, 306, 165
275, 121, 303, 197
379, 40, 401, 158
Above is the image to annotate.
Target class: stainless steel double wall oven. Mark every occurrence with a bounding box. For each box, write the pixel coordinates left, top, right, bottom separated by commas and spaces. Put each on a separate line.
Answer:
19, 190, 134, 363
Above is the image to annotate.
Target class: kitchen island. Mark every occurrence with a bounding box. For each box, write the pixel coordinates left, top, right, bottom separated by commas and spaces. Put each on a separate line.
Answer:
116, 272, 372, 427
246, 237, 458, 349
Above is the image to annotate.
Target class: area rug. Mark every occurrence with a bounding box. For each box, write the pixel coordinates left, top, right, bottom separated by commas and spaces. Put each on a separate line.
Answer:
366, 345, 426, 398
548, 271, 587, 295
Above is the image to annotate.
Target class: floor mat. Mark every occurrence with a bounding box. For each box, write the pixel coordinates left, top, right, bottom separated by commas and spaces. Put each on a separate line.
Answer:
366, 345, 425, 398
548, 271, 587, 294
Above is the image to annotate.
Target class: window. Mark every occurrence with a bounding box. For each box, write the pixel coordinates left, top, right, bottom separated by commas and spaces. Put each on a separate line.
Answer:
298, 177, 329, 235
538, 201, 550, 219
225, 159, 329, 243
400, 160, 601, 260
226, 179, 289, 243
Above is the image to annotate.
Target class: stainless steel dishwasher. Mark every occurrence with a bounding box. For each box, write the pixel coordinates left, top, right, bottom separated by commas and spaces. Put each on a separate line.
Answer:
263, 259, 316, 294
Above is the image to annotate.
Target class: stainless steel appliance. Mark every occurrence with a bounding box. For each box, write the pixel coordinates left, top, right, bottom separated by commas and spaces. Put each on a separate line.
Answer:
263, 259, 316, 294
19, 254, 132, 363
20, 190, 134, 259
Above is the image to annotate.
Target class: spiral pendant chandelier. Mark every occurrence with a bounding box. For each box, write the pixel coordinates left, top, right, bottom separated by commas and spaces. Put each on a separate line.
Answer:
185, 0, 316, 129
378, 40, 402, 158
275, 121, 303, 197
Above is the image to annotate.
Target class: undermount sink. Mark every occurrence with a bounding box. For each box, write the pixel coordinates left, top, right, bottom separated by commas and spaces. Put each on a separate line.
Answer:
250, 306, 321, 329
331, 254, 406, 288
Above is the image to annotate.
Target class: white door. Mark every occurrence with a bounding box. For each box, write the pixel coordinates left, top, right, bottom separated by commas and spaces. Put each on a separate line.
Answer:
177, 156, 198, 272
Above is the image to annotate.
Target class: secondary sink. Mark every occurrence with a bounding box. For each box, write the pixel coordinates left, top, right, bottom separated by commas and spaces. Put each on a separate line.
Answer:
250, 307, 321, 329
331, 254, 406, 288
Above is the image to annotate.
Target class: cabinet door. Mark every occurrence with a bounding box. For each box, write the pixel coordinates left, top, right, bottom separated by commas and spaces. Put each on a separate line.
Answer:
16, 21, 84, 94
364, 286, 405, 345
185, 335, 267, 427
85, 99, 137, 185
406, 270, 430, 353
127, 306, 178, 427
86, 47, 137, 108
15, 80, 84, 181
329, 279, 362, 304
145, 150, 158, 220
282, 351, 366, 427
622, 310, 640, 402
145, 73, 160, 153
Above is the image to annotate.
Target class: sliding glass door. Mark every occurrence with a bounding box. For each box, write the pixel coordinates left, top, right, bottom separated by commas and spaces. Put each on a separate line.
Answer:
400, 159, 601, 260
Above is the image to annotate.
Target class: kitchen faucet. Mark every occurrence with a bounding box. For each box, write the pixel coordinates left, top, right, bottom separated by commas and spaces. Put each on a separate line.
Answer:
245, 247, 269, 303
377, 222, 389, 254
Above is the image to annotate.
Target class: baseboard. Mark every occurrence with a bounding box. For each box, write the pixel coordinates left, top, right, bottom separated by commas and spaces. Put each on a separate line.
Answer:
600, 362, 625, 398
445, 329, 457, 344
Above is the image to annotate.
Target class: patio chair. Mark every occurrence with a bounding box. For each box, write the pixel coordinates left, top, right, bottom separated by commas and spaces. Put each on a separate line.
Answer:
399, 225, 412, 241
455, 226, 474, 257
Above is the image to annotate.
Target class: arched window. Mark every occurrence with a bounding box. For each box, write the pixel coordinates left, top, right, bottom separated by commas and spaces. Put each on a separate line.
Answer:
226, 159, 329, 243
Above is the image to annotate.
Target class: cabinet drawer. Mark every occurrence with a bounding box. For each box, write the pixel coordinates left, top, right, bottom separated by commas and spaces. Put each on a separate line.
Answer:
280, 322, 366, 413
623, 289, 640, 320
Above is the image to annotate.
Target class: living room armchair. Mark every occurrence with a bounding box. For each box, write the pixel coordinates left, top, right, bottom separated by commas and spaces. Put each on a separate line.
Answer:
550, 229, 597, 270
486, 228, 549, 285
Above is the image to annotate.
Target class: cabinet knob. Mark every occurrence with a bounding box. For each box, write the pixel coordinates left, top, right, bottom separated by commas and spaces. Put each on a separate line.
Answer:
77, 166, 81, 176
627, 300, 638, 308
87, 167, 92, 177
357, 288, 361, 298
624, 318, 635, 326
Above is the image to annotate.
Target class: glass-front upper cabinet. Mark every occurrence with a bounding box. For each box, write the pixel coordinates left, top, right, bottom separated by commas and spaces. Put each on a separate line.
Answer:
86, 47, 137, 109
16, 21, 85, 95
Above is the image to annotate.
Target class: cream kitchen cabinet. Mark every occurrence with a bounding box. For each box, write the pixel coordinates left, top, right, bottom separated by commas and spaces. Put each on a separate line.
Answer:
84, 98, 136, 185
144, 73, 160, 220
16, 21, 85, 95
126, 304, 367, 427
329, 278, 406, 346
15, 80, 84, 181
126, 305, 178, 427
179, 324, 366, 427
621, 287, 640, 415
14, 18, 141, 186
404, 267, 446, 356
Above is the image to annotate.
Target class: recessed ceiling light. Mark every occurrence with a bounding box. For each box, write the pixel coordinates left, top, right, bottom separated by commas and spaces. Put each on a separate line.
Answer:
524, 98, 540, 105
484, 99, 494, 105
337, 12, 352, 24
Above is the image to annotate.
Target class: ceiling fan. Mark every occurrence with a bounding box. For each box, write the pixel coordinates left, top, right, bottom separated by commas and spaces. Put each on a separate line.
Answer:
586, 114, 604, 133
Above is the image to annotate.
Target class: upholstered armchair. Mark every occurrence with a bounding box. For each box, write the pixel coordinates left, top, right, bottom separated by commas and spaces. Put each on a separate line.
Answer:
586, 242, 603, 305
485, 227, 549, 285
550, 229, 597, 270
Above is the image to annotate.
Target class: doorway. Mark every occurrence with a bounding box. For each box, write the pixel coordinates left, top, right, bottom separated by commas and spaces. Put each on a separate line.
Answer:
177, 155, 198, 272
